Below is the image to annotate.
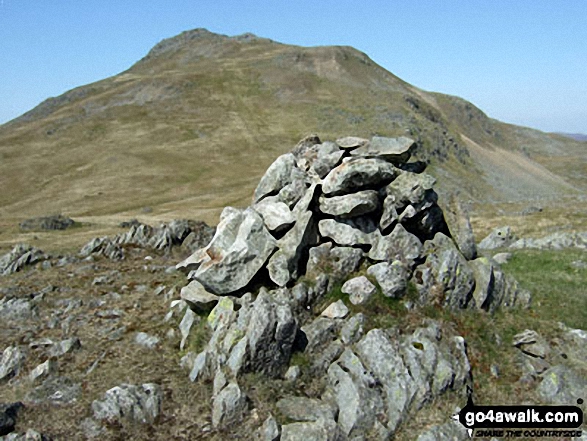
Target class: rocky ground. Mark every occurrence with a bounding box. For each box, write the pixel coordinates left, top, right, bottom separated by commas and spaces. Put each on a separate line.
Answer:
1, 135, 586, 440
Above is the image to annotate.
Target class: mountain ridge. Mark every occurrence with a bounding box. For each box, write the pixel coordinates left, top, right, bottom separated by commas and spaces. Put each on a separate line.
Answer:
0, 28, 584, 228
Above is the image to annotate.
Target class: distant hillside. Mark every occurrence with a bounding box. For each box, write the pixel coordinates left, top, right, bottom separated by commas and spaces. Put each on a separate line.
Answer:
0, 28, 584, 224
555, 132, 587, 142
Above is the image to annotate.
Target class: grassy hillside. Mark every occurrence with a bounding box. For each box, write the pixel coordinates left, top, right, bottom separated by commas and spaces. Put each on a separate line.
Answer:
0, 29, 584, 239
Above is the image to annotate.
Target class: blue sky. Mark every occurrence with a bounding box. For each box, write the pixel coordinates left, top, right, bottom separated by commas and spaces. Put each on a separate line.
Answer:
1, 0, 586, 133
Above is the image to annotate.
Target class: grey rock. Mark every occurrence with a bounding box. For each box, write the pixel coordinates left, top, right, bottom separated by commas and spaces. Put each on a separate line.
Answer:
340, 313, 365, 345
416, 419, 469, 441
367, 261, 408, 298
321, 300, 349, 319
312, 148, 345, 178
0, 244, 48, 276
0, 346, 25, 383
513, 330, 550, 359
492, 252, 512, 265
312, 340, 345, 374
336, 136, 368, 149
1, 428, 52, 441
244, 291, 298, 376
538, 365, 587, 404
180, 280, 219, 313
478, 226, 517, 250
350, 136, 415, 164
301, 318, 338, 354
276, 396, 336, 422
20, 214, 74, 231
342, 276, 376, 305
368, 224, 422, 266
29, 359, 57, 384
439, 194, 477, 260
92, 383, 162, 424
318, 219, 373, 246
179, 308, 196, 351
468, 257, 497, 312
412, 233, 474, 309
27, 376, 81, 404
280, 418, 342, 441
383, 171, 436, 210
509, 231, 587, 251
306, 244, 363, 281
380, 195, 399, 232
80, 418, 105, 439
284, 365, 301, 381
212, 382, 248, 428
267, 209, 317, 287
135, 332, 160, 350
0, 298, 33, 321
254, 153, 297, 202
322, 158, 399, 196
318, 191, 380, 218
327, 348, 387, 437
48, 337, 81, 357
253, 199, 295, 233
260, 414, 280, 441
192, 207, 277, 294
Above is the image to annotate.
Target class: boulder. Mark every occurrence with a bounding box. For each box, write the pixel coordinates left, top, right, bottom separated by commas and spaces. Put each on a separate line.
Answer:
350, 136, 415, 164
306, 244, 364, 281
318, 190, 380, 218
412, 233, 475, 309
322, 158, 399, 196
439, 194, 477, 260
478, 226, 516, 250
92, 383, 162, 425
537, 365, 587, 405
318, 219, 373, 246
212, 382, 248, 428
180, 280, 219, 314
19, 214, 74, 231
192, 207, 277, 294
368, 224, 422, 266
341, 276, 376, 305
0, 346, 25, 383
367, 261, 408, 298
253, 199, 295, 233
0, 244, 48, 276
321, 300, 349, 319
254, 153, 297, 202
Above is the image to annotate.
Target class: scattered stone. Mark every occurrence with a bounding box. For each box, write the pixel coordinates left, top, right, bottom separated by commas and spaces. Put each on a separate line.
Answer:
48, 337, 81, 357
92, 383, 162, 424
135, 332, 160, 350
284, 365, 301, 381
29, 359, 57, 384
27, 376, 81, 404
478, 226, 516, 250
341, 276, 376, 305
0, 346, 26, 383
321, 300, 349, 319
212, 382, 248, 428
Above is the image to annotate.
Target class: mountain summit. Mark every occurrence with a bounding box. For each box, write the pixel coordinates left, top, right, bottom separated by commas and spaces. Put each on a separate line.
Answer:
0, 29, 584, 223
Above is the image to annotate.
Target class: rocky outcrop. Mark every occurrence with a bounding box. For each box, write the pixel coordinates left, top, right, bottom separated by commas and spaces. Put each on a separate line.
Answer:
174, 135, 530, 439
80, 219, 215, 260
91, 383, 162, 425
19, 215, 74, 231
0, 245, 49, 276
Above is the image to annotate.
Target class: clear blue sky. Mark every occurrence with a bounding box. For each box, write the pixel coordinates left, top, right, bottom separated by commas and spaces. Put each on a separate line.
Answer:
1, 0, 586, 133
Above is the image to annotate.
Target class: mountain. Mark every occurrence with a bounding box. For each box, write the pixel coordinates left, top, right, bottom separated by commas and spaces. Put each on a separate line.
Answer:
0, 28, 585, 226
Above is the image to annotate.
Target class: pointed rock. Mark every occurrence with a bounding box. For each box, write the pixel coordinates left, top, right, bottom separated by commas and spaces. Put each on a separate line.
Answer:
254, 153, 297, 202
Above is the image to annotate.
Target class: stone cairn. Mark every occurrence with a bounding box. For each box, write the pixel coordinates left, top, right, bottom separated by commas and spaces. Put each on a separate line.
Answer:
175, 135, 531, 439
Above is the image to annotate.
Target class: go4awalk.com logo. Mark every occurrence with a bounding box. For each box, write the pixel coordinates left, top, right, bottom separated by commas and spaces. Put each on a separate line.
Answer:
453, 392, 584, 438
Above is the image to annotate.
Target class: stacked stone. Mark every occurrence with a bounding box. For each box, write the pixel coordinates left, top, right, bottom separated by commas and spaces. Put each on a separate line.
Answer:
174, 135, 531, 437
177, 134, 528, 313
